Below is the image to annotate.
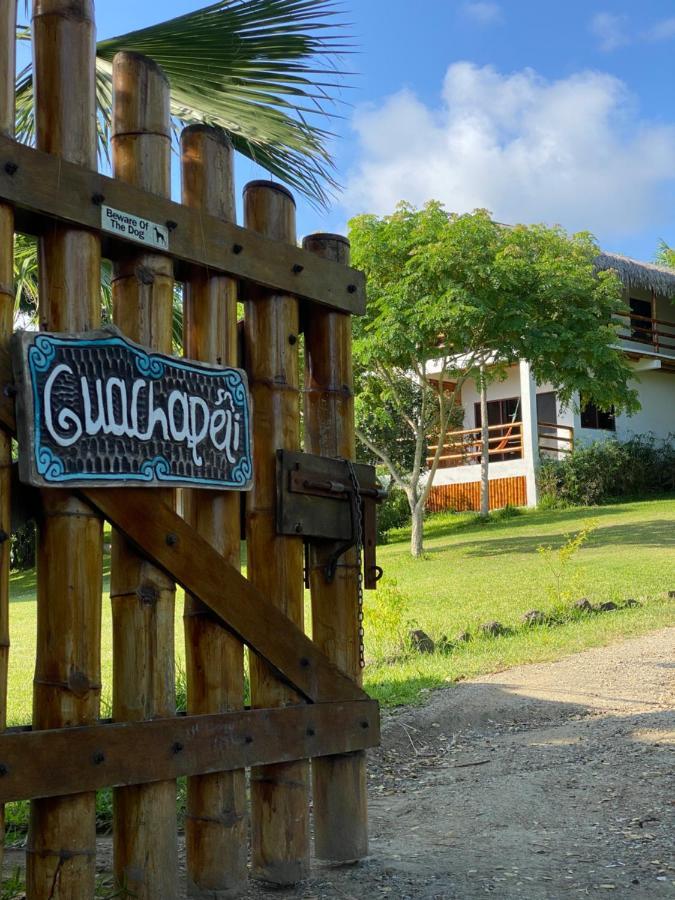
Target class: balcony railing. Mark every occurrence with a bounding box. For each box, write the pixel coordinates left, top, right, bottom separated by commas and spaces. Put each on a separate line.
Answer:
538, 421, 574, 457
427, 421, 524, 468
615, 311, 675, 355
428, 420, 575, 469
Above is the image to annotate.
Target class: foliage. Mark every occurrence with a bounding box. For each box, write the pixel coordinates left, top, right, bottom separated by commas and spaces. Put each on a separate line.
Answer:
16, 0, 350, 207
537, 520, 599, 605
363, 578, 415, 664
9, 520, 35, 572
376, 487, 411, 543
655, 239, 675, 268
538, 434, 675, 506
350, 201, 637, 556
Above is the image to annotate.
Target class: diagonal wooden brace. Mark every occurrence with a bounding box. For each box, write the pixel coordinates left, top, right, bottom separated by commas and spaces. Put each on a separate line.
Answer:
0, 345, 366, 705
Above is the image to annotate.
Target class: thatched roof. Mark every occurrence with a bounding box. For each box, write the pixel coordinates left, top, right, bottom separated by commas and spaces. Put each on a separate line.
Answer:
595, 252, 675, 298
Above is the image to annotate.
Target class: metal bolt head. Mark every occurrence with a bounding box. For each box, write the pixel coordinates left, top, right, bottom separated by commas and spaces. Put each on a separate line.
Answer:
165, 532, 178, 547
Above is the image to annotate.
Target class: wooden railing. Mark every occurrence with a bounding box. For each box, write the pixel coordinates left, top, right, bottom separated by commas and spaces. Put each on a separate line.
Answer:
538, 421, 574, 456
427, 421, 523, 468
428, 420, 576, 468
615, 311, 675, 354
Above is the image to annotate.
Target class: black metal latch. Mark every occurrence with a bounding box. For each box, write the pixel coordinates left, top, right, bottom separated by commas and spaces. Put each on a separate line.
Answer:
276, 450, 386, 588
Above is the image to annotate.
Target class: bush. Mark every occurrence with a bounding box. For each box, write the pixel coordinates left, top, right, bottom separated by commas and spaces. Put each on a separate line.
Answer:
376, 487, 410, 542
10, 521, 36, 571
363, 578, 415, 664
538, 434, 675, 506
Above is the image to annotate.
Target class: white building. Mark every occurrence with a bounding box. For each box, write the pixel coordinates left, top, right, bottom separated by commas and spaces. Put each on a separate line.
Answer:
426, 253, 675, 512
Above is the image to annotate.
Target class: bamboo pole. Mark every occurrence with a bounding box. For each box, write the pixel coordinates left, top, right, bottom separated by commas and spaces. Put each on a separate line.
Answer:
27, 2, 102, 897
0, 0, 16, 879
181, 124, 247, 898
110, 51, 177, 900
302, 233, 368, 862
243, 181, 309, 886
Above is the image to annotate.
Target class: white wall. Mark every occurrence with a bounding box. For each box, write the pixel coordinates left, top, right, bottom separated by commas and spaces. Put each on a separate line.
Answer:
574, 369, 675, 445
432, 458, 527, 486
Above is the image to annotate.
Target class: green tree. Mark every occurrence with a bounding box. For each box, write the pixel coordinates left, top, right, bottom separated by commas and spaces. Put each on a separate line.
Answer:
656, 240, 675, 268
350, 202, 638, 557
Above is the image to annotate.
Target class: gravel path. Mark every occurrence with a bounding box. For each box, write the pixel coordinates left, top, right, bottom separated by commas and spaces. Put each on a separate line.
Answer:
246, 627, 675, 900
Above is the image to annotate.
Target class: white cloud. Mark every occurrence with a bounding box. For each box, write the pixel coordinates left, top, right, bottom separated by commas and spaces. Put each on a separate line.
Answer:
644, 16, 675, 41
461, 2, 502, 26
590, 12, 629, 51
342, 63, 675, 239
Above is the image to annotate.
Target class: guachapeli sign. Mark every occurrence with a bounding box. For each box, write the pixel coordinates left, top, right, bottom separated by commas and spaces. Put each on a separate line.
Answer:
11, 328, 253, 490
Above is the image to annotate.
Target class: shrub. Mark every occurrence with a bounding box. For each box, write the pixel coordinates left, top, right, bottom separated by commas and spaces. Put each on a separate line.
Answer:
10, 521, 36, 572
376, 487, 411, 542
538, 433, 675, 506
363, 578, 415, 664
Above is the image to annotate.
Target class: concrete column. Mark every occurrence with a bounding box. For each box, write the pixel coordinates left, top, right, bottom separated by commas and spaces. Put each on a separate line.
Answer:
519, 359, 539, 507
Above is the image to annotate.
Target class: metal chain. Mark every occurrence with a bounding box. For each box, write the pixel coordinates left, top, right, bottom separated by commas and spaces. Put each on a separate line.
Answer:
345, 458, 366, 669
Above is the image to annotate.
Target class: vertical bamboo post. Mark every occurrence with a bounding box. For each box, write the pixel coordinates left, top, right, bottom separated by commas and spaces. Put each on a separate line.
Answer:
181, 124, 247, 898
0, 0, 16, 877
27, 2, 102, 897
110, 51, 177, 900
243, 181, 310, 886
302, 233, 368, 862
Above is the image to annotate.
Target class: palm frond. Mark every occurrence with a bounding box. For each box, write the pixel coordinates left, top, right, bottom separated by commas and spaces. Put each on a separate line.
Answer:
16, 0, 352, 206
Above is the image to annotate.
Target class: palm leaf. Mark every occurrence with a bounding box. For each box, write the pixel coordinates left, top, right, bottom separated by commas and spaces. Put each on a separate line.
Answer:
15, 0, 352, 207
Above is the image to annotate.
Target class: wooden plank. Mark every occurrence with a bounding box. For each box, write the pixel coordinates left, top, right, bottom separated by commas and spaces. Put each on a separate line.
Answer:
244, 180, 310, 886
0, 134, 366, 315
0, 701, 380, 804
85, 486, 367, 704
0, 350, 366, 705
303, 233, 368, 863
27, 3, 102, 897
0, 0, 15, 878
109, 52, 177, 900
181, 123, 247, 898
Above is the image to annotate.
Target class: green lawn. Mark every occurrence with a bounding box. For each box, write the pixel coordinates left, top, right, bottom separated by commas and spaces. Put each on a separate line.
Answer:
4, 497, 675, 724
362, 496, 675, 704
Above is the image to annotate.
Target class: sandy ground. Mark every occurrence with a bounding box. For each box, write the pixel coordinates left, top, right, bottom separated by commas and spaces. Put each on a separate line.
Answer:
4, 628, 674, 899
245, 627, 675, 900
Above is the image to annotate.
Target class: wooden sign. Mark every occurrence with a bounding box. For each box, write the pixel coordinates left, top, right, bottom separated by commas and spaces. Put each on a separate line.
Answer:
11, 328, 253, 490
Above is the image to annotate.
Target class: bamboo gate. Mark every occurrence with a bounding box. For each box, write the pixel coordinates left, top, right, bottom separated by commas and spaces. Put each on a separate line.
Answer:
0, 2, 381, 897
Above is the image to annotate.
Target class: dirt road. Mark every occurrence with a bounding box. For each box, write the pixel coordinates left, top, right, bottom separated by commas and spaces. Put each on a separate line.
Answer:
247, 628, 675, 899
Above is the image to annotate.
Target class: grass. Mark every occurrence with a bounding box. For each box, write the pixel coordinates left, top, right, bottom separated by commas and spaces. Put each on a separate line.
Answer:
2, 496, 674, 844
362, 496, 675, 705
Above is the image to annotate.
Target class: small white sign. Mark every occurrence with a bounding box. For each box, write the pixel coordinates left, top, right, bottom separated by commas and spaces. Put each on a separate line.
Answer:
101, 205, 169, 250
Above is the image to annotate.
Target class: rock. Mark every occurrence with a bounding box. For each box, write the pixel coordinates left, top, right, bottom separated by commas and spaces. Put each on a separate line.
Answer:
480, 621, 505, 637
521, 609, 547, 626
594, 601, 617, 612
409, 629, 435, 653
573, 598, 592, 611
455, 630, 472, 643
624, 598, 641, 608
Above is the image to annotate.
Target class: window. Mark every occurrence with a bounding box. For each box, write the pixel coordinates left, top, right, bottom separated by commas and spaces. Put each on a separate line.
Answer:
580, 401, 615, 431
629, 297, 653, 343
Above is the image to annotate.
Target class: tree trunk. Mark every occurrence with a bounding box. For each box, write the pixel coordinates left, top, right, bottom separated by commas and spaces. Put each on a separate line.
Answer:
479, 368, 490, 518
409, 493, 424, 558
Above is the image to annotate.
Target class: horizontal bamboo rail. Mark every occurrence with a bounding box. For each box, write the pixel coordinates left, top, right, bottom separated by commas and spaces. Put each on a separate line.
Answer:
0, 701, 379, 804
0, 134, 365, 314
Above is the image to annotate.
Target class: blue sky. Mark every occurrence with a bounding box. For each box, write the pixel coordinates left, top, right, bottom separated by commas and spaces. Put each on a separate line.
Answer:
28, 1, 675, 260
